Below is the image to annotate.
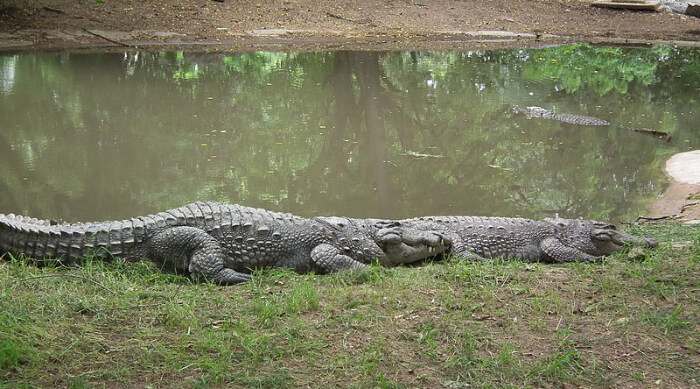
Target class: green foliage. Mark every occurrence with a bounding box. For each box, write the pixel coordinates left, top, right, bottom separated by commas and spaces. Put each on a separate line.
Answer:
521, 43, 672, 95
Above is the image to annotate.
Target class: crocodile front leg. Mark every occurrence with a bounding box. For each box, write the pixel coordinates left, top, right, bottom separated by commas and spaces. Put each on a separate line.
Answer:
451, 247, 488, 261
146, 226, 252, 284
310, 243, 368, 273
539, 237, 601, 263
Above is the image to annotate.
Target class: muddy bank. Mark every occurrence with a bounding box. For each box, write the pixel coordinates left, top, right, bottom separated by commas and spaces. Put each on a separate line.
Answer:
1, 0, 699, 51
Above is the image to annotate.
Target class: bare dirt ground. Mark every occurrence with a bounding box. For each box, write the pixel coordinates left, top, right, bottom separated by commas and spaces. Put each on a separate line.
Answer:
0, 0, 699, 51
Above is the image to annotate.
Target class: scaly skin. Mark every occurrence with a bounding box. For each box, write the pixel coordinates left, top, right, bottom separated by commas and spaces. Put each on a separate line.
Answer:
512, 105, 672, 141
398, 216, 657, 263
0, 202, 450, 284
513, 106, 611, 126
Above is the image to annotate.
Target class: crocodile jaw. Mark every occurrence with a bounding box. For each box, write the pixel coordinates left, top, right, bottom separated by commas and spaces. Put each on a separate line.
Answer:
375, 228, 452, 265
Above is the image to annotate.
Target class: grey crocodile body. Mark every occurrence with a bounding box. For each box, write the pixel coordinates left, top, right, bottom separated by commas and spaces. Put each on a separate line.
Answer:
0, 202, 450, 284
513, 106, 611, 126
513, 106, 671, 141
398, 216, 657, 263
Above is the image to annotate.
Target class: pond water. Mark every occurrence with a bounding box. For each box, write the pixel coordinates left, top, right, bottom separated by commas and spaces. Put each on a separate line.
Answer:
0, 44, 698, 223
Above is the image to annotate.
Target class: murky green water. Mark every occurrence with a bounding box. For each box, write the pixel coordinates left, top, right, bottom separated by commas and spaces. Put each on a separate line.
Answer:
1, 45, 698, 222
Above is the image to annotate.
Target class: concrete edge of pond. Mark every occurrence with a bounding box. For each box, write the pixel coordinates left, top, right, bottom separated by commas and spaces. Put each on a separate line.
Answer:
666, 150, 700, 186
646, 150, 700, 224
1, 29, 700, 53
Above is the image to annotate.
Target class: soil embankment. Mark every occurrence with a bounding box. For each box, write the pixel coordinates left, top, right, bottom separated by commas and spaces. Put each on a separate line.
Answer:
1, 0, 699, 51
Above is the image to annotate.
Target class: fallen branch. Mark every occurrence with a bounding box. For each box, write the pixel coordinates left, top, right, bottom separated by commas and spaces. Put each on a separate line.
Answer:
635, 215, 674, 222
42, 7, 66, 14
325, 12, 371, 24
82, 28, 133, 47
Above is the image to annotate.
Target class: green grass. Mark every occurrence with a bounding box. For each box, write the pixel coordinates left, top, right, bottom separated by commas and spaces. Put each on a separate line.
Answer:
1, 222, 698, 388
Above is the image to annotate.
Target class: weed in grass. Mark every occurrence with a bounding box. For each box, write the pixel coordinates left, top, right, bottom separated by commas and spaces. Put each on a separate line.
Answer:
644, 306, 691, 334
327, 263, 392, 286
359, 338, 388, 376
417, 319, 439, 345
416, 319, 442, 359
284, 279, 320, 314
249, 296, 283, 328
282, 326, 306, 355
67, 377, 89, 389
496, 343, 516, 371
373, 373, 405, 389
631, 371, 647, 383
344, 299, 365, 309
228, 371, 294, 388
529, 329, 584, 385
0, 338, 23, 370
448, 328, 478, 370
160, 301, 198, 329
236, 332, 274, 367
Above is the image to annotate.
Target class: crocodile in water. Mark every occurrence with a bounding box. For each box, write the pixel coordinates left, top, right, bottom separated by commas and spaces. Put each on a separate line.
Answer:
513, 106, 671, 141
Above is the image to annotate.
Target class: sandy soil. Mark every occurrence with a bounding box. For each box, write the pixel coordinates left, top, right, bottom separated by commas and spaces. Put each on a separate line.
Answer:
0, 0, 699, 51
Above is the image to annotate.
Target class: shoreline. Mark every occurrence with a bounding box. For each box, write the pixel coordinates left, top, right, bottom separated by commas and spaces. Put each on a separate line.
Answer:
646, 150, 700, 224
1, 29, 700, 53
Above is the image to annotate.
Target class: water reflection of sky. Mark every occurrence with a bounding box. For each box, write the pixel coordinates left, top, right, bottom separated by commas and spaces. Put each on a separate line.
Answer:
1, 55, 16, 94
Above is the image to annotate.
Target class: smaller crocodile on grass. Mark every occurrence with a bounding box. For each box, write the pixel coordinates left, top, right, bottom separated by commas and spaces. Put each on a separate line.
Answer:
397, 216, 657, 263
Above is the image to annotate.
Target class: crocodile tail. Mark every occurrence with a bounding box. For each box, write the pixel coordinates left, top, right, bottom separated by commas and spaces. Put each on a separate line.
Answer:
0, 213, 142, 263
1, 213, 56, 261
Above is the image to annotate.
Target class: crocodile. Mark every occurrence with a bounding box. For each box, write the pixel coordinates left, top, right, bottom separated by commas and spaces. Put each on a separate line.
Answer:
394, 215, 657, 263
513, 106, 671, 141
0, 202, 450, 284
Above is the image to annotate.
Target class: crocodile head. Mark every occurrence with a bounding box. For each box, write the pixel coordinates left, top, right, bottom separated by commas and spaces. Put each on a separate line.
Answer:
315, 217, 452, 266
546, 218, 658, 257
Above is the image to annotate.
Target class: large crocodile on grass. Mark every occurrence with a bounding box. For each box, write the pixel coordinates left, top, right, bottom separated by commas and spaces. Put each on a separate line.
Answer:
0, 202, 450, 284
390, 216, 658, 263
513, 106, 671, 141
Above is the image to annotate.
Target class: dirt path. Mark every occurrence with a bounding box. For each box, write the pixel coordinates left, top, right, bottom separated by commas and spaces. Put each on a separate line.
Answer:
1, 0, 699, 51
